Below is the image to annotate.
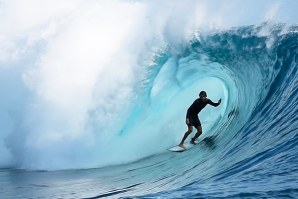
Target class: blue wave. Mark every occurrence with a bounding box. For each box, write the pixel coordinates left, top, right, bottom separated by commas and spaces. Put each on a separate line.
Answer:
122, 24, 298, 198
1, 23, 297, 199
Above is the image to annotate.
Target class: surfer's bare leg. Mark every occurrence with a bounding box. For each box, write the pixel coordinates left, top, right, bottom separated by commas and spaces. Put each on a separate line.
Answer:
179, 126, 193, 148
191, 126, 202, 144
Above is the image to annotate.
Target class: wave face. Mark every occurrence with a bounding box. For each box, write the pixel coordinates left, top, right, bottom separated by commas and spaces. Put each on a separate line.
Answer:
132, 25, 298, 198
0, 0, 298, 198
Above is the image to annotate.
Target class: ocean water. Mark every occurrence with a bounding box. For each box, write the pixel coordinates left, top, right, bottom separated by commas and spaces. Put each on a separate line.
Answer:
0, 0, 298, 198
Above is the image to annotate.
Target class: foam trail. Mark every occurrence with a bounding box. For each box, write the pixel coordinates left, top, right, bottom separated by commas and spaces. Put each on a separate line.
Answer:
0, 0, 298, 170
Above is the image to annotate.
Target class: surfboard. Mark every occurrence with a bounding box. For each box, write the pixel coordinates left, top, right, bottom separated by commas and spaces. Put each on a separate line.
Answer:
168, 142, 197, 152
168, 136, 218, 152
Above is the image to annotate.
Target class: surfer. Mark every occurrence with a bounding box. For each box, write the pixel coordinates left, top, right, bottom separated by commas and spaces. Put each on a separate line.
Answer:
179, 91, 221, 149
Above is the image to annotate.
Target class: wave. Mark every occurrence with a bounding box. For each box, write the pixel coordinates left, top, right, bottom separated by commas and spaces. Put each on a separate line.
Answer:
138, 24, 298, 197
0, 0, 297, 173
0, 1, 298, 198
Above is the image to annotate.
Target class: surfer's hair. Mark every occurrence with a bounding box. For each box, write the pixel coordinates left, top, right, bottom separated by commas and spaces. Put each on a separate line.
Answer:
199, 91, 207, 97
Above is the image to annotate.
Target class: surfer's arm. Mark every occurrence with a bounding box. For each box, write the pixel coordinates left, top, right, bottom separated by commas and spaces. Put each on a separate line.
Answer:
185, 110, 190, 124
186, 118, 190, 125
208, 99, 221, 107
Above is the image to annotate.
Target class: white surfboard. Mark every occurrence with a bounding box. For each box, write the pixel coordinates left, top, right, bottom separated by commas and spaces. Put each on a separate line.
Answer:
168, 146, 186, 152
168, 142, 197, 152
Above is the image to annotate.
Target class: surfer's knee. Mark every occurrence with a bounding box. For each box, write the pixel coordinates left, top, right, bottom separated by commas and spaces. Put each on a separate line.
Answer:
186, 127, 193, 134
196, 126, 202, 134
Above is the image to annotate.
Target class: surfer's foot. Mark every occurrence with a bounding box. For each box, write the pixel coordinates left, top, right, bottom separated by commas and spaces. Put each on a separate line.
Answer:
190, 138, 197, 145
179, 144, 185, 149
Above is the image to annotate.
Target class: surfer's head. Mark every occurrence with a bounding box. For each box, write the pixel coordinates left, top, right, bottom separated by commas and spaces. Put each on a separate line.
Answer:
199, 91, 207, 99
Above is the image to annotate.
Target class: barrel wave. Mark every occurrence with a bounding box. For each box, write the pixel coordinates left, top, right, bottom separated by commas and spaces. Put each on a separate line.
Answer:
132, 24, 298, 198
0, 0, 298, 198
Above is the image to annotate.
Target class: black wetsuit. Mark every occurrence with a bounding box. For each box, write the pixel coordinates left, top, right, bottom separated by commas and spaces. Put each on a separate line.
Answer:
186, 98, 220, 127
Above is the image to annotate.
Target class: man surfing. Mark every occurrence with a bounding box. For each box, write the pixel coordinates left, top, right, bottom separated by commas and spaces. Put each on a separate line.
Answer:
179, 91, 221, 149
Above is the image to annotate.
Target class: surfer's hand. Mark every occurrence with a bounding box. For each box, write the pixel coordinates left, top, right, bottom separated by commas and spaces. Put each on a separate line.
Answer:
218, 99, 222, 104
186, 118, 190, 125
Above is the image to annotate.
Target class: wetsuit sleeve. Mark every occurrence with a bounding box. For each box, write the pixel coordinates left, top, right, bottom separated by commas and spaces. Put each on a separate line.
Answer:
208, 99, 220, 107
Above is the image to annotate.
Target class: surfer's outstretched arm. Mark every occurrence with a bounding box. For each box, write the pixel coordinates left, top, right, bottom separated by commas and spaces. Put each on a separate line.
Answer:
208, 99, 221, 107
